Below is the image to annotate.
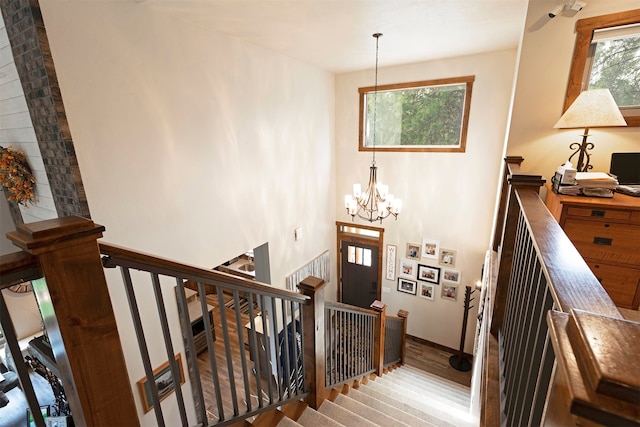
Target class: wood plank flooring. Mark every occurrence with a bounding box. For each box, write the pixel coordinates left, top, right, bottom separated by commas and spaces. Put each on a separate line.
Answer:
404, 335, 472, 387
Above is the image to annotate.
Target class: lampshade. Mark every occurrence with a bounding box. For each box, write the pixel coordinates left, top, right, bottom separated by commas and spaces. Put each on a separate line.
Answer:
554, 89, 627, 129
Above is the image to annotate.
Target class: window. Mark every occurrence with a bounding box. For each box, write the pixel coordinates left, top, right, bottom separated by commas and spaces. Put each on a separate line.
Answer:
359, 76, 474, 152
565, 9, 640, 126
585, 24, 640, 116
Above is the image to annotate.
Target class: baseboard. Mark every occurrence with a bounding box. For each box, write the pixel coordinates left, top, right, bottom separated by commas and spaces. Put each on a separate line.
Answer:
406, 334, 473, 360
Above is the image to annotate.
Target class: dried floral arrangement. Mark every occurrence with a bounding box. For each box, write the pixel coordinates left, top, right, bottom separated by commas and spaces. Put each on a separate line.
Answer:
0, 146, 36, 206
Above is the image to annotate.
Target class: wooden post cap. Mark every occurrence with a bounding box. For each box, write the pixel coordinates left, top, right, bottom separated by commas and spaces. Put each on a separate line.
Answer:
6, 216, 104, 254
398, 309, 409, 318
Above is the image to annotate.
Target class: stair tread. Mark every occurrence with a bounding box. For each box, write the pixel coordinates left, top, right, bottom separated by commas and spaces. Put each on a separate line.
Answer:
297, 406, 345, 427
334, 393, 412, 427
377, 373, 470, 406
347, 387, 438, 427
362, 379, 472, 425
275, 416, 302, 427
319, 399, 379, 427
401, 364, 472, 393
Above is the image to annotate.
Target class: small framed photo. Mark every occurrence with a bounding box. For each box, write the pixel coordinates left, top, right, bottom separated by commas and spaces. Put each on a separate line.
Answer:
421, 238, 440, 259
419, 283, 435, 300
442, 284, 458, 301
399, 258, 417, 279
398, 278, 417, 295
439, 249, 457, 267
417, 264, 441, 284
443, 268, 461, 284
137, 354, 185, 413
406, 243, 421, 260
46, 416, 69, 427
386, 244, 397, 281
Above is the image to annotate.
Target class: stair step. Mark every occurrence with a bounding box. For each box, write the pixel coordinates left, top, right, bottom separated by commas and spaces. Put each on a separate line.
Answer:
345, 388, 437, 427
333, 393, 412, 427
275, 416, 302, 427
361, 379, 472, 426
318, 399, 378, 427
297, 406, 344, 427
402, 364, 472, 393
377, 371, 470, 407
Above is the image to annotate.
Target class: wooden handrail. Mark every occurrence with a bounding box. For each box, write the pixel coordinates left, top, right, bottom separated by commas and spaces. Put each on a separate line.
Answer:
0, 250, 41, 288
100, 242, 309, 304
483, 157, 636, 427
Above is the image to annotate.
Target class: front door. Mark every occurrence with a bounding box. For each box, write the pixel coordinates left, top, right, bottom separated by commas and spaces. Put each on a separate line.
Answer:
336, 222, 383, 309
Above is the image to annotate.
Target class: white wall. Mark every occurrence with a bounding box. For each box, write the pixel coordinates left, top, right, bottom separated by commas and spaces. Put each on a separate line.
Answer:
507, 0, 639, 177
335, 48, 519, 353
39, 2, 336, 424
0, 14, 57, 224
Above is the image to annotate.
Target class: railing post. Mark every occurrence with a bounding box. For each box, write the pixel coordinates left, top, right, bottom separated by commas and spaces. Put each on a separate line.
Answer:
490, 173, 545, 337
492, 156, 524, 252
371, 301, 386, 375
397, 309, 409, 365
298, 275, 327, 410
6, 216, 139, 426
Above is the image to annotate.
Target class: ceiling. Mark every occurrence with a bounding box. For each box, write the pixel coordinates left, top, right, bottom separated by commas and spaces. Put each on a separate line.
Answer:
144, 0, 530, 74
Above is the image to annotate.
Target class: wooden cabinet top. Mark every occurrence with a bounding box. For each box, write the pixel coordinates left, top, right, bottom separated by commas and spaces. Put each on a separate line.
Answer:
545, 185, 640, 223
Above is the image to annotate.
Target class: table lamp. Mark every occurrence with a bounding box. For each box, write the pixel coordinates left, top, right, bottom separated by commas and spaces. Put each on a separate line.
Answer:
553, 89, 627, 172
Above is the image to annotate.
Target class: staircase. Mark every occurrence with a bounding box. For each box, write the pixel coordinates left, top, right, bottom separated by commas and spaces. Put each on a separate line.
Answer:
251, 365, 476, 427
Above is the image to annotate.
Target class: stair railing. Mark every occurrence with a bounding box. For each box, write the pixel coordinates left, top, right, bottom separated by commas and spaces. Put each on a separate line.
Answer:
481, 157, 638, 426
99, 242, 314, 426
324, 300, 409, 390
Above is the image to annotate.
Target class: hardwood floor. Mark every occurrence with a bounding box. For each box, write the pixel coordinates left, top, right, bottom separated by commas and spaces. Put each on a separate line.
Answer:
404, 335, 472, 387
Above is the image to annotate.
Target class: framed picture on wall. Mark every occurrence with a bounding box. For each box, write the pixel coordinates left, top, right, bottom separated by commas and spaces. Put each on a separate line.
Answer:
417, 264, 440, 284
386, 244, 397, 281
441, 284, 458, 301
398, 278, 417, 295
443, 268, 461, 284
137, 354, 185, 413
419, 283, 435, 300
439, 249, 456, 267
399, 258, 417, 279
406, 243, 421, 260
421, 238, 440, 259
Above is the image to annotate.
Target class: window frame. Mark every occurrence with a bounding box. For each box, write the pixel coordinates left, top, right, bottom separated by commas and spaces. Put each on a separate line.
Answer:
358, 75, 475, 153
564, 9, 640, 127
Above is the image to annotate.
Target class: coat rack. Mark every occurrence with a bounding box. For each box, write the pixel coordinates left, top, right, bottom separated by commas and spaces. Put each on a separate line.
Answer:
449, 285, 475, 371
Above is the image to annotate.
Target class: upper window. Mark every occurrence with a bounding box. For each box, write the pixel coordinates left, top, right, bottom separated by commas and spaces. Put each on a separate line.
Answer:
585, 24, 640, 115
565, 9, 640, 127
359, 76, 474, 152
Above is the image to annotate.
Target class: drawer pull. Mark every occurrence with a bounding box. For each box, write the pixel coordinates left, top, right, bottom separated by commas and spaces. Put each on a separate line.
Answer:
593, 237, 612, 246
591, 210, 605, 217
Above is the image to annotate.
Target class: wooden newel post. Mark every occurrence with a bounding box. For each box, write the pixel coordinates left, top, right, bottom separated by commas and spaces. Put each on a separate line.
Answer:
7, 216, 139, 426
297, 276, 327, 410
397, 309, 409, 365
371, 300, 386, 376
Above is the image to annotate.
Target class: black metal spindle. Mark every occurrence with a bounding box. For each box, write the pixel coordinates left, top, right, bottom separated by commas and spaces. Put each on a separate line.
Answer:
120, 267, 165, 427
174, 278, 207, 424
150, 273, 188, 426
214, 285, 238, 417
230, 291, 251, 413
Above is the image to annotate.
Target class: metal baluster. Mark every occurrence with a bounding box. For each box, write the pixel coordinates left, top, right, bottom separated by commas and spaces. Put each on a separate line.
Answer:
246, 293, 264, 408
214, 285, 238, 417
120, 267, 165, 427
150, 273, 188, 426
232, 289, 252, 413
259, 296, 274, 403
174, 278, 207, 424
279, 299, 291, 398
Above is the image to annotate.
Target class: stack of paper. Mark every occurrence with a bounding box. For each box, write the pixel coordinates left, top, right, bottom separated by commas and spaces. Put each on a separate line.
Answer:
575, 172, 619, 188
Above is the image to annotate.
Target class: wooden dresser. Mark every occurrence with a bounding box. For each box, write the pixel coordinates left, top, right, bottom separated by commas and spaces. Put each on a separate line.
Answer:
545, 187, 640, 310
